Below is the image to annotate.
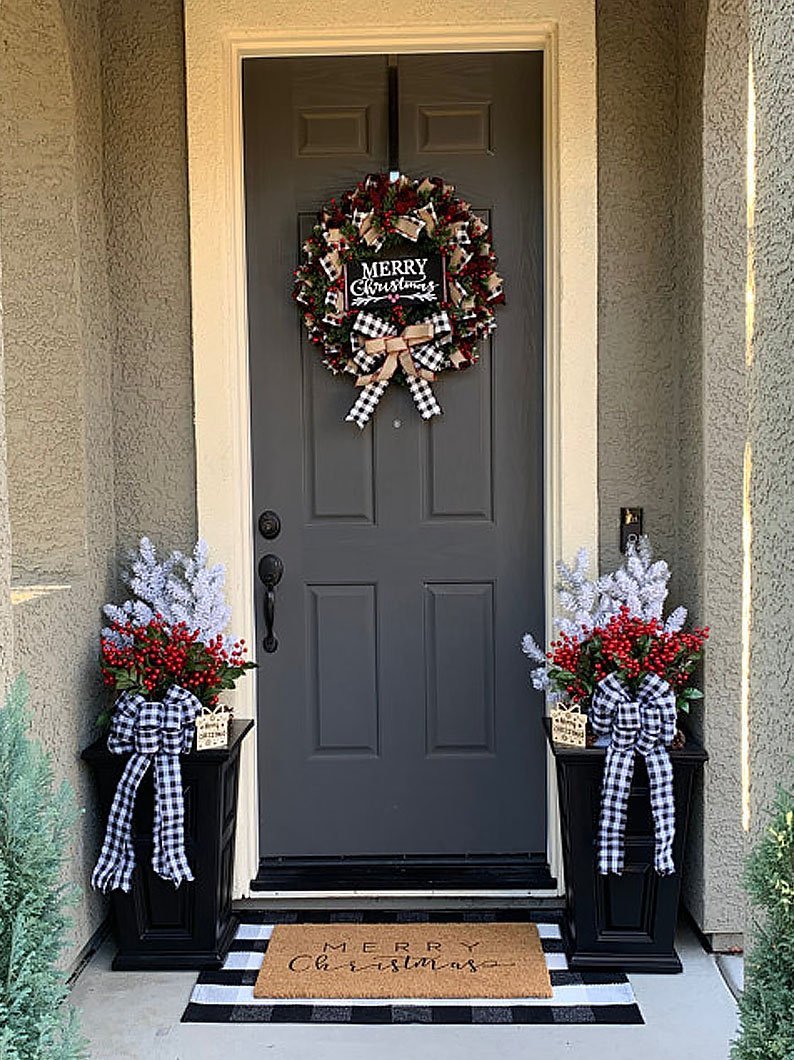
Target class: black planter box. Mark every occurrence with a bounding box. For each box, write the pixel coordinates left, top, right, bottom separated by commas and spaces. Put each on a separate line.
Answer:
83, 718, 253, 971
545, 719, 707, 973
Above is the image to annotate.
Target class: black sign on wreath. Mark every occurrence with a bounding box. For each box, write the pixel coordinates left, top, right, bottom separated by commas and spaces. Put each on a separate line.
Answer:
344, 253, 447, 310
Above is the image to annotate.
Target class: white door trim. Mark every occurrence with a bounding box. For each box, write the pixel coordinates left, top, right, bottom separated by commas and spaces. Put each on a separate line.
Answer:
184, 9, 598, 898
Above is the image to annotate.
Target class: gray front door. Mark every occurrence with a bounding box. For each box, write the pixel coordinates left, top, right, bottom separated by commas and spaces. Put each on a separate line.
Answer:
243, 53, 547, 888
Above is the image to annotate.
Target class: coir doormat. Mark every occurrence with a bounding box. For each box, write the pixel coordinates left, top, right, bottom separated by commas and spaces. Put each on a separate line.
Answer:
182, 910, 643, 1025
253, 922, 552, 999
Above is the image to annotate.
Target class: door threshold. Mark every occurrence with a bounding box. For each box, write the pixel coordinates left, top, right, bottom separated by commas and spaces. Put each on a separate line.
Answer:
240, 888, 563, 901
252, 853, 556, 892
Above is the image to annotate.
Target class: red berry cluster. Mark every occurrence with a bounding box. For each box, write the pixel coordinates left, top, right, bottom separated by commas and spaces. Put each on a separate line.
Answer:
100, 616, 253, 708
546, 606, 709, 708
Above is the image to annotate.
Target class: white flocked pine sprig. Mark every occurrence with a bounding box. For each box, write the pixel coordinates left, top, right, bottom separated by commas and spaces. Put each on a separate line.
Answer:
103, 537, 233, 647
595, 536, 686, 626
166, 540, 232, 646
521, 536, 689, 689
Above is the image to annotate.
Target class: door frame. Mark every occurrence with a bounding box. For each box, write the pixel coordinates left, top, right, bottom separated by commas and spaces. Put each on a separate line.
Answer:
184, 9, 599, 899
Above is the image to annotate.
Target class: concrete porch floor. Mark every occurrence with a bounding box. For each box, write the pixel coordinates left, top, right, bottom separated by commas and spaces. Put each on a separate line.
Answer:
70, 920, 738, 1060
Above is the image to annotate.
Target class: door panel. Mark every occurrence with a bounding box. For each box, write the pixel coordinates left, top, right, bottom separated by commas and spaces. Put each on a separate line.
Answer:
243, 53, 545, 881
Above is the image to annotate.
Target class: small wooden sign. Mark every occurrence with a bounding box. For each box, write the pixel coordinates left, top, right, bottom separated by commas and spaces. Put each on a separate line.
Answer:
550, 704, 587, 748
195, 711, 230, 751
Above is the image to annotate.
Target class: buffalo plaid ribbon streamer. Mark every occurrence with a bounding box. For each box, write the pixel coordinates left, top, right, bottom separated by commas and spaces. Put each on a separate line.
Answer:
590, 672, 677, 876
92, 685, 201, 893
345, 311, 452, 428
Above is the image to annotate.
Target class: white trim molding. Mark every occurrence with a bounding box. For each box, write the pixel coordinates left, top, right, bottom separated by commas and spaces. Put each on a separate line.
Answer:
184, 5, 598, 898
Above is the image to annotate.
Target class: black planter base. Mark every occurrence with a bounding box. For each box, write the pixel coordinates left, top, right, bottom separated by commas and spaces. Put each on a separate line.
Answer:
83, 719, 253, 972
110, 915, 240, 971
566, 948, 683, 974
545, 719, 706, 974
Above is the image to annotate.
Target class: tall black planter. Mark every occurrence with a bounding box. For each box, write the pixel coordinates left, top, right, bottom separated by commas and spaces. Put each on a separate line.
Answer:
83, 719, 253, 971
545, 719, 707, 973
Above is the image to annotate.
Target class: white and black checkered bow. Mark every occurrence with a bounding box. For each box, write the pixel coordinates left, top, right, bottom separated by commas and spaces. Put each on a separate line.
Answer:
345, 310, 452, 428
92, 685, 201, 893
590, 672, 677, 876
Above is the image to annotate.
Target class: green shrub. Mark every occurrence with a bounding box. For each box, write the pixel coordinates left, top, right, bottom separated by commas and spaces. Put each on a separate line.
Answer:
732, 786, 794, 1060
0, 676, 86, 1059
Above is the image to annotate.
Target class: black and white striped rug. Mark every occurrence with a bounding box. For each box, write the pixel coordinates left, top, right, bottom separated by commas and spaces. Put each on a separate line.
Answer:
181, 910, 643, 1025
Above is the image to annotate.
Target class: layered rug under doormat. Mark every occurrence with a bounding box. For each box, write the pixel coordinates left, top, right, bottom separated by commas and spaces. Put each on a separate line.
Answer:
181, 910, 644, 1025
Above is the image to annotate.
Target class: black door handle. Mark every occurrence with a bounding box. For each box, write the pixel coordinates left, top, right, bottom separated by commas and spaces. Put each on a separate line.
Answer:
258, 554, 284, 653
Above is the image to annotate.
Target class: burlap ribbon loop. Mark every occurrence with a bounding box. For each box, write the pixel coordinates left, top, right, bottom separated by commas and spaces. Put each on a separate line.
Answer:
355, 324, 437, 387
92, 685, 201, 893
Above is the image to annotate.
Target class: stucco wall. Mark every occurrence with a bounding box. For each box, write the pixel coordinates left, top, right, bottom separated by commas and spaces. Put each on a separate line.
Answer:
0, 0, 116, 960
101, 0, 197, 554
747, 0, 794, 837
596, 0, 681, 583
0, 0, 196, 964
679, 0, 749, 942
597, 0, 749, 939
0, 0, 88, 581
0, 269, 14, 693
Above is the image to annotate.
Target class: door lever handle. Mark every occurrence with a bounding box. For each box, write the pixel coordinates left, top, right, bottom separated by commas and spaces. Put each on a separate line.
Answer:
258, 554, 284, 653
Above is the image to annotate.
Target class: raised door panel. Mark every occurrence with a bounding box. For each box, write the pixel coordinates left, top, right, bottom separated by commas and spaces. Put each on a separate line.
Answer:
299, 214, 376, 523
420, 342, 493, 521
306, 584, 380, 756
424, 582, 495, 755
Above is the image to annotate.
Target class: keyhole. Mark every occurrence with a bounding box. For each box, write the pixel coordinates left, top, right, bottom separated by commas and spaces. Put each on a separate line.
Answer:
393, 418, 402, 429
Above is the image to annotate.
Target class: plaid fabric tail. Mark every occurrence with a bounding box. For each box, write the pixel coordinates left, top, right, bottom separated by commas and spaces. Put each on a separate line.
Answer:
91, 752, 151, 893
93, 684, 200, 893
406, 377, 442, 419
645, 747, 676, 874
152, 753, 193, 885
592, 672, 678, 877
597, 746, 636, 875
345, 381, 389, 428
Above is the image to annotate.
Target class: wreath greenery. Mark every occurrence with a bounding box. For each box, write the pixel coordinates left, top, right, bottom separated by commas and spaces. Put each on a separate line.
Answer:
292, 173, 504, 379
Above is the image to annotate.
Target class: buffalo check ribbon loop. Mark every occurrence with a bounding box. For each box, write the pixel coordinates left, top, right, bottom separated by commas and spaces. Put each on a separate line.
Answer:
92, 685, 201, 893
345, 310, 453, 428
590, 672, 677, 877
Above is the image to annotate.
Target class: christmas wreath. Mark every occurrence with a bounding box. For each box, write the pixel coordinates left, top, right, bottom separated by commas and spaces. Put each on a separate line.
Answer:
293, 173, 504, 428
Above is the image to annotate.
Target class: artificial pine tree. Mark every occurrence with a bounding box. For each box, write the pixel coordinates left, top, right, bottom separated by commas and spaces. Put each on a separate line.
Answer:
732, 785, 794, 1059
0, 676, 85, 1059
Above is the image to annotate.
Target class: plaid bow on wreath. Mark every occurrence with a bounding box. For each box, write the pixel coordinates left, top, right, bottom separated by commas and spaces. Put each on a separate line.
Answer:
345, 310, 456, 429
590, 672, 677, 876
92, 685, 201, 893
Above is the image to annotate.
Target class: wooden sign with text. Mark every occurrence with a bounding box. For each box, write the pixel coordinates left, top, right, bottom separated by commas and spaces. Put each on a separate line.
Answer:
196, 711, 230, 752
550, 704, 587, 748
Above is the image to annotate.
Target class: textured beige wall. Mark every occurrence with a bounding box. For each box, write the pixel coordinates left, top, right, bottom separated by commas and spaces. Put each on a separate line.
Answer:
0, 0, 196, 962
0, 263, 14, 693
0, 0, 116, 960
747, 0, 794, 836
679, 0, 749, 942
596, 0, 681, 581
0, 0, 88, 580
597, 0, 749, 939
1, 0, 197, 963
101, 0, 197, 554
